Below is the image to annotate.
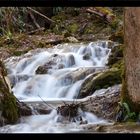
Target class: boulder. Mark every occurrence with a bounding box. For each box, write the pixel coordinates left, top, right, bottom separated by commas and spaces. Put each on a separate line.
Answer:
35, 54, 65, 74
78, 68, 122, 98
59, 67, 96, 86
81, 85, 121, 120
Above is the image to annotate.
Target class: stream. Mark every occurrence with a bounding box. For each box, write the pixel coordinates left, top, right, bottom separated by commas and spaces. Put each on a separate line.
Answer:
0, 41, 116, 133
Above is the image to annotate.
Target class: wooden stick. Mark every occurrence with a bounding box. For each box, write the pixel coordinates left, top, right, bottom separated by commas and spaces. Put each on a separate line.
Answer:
29, 11, 40, 29
27, 7, 55, 24
27, 27, 45, 35
86, 8, 110, 23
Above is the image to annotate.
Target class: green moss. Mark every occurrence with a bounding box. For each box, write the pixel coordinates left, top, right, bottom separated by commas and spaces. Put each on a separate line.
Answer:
12, 50, 29, 56
67, 23, 78, 34
84, 26, 94, 34
93, 69, 122, 91
52, 12, 67, 21
112, 59, 123, 69
0, 60, 19, 123
95, 7, 113, 16
36, 42, 46, 48
1, 94, 19, 123
79, 68, 122, 98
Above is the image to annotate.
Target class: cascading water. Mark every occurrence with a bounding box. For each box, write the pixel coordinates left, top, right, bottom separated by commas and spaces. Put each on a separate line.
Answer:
0, 41, 115, 133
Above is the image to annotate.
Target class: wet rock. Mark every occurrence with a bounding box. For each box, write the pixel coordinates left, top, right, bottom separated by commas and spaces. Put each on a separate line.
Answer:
81, 85, 121, 120
8, 75, 32, 87
59, 68, 96, 85
67, 54, 75, 67
17, 102, 32, 116
35, 108, 52, 114
35, 64, 50, 74
78, 68, 122, 98
83, 53, 91, 60
82, 122, 140, 133
35, 54, 65, 74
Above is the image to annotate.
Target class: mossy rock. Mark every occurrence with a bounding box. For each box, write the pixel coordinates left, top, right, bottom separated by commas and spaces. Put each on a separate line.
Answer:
107, 44, 124, 67
78, 69, 122, 98
1, 94, 19, 124
0, 60, 19, 124
112, 59, 124, 70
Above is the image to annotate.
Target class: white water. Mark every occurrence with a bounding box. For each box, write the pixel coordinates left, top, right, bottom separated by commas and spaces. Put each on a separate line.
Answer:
0, 41, 114, 133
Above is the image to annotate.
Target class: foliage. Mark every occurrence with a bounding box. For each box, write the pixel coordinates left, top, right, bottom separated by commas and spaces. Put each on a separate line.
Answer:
116, 102, 137, 122
0, 7, 28, 35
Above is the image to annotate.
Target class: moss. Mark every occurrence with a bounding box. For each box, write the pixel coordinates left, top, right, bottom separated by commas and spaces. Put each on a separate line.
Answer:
51, 12, 67, 21
67, 23, 78, 34
79, 68, 122, 98
0, 60, 19, 123
12, 50, 29, 56
92, 69, 122, 91
36, 42, 46, 48
84, 24, 95, 34
109, 29, 124, 43
112, 60, 123, 69
107, 44, 124, 67
95, 7, 113, 16
1, 94, 19, 123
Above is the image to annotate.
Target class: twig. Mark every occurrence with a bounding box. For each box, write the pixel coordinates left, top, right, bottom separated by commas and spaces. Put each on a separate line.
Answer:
27, 7, 55, 24
29, 11, 40, 29
38, 94, 57, 110
27, 27, 45, 35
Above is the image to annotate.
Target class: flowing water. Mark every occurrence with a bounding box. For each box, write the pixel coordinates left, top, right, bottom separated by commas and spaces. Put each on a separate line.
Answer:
0, 41, 115, 133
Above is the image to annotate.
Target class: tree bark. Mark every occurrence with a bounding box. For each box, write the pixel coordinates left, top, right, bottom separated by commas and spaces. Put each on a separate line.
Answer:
123, 8, 140, 112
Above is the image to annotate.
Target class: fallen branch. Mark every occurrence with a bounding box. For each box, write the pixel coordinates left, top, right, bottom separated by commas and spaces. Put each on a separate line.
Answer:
28, 11, 40, 29
86, 8, 115, 24
38, 94, 57, 110
27, 7, 55, 24
27, 27, 45, 35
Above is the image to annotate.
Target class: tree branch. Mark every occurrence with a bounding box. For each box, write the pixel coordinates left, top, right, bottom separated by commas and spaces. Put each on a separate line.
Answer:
27, 7, 55, 24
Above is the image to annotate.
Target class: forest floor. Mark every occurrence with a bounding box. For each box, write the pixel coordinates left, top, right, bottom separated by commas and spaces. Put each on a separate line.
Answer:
0, 7, 123, 60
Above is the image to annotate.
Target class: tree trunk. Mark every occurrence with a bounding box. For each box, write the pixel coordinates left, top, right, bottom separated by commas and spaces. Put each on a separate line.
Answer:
123, 8, 140, 112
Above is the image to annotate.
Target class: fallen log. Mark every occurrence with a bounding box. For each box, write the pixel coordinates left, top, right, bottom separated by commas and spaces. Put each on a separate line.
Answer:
27, 7, 55, 24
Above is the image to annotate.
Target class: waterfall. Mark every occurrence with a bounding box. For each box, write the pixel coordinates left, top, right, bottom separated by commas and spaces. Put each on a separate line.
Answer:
0, 41, 114, 133
5, 41, 112, 101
